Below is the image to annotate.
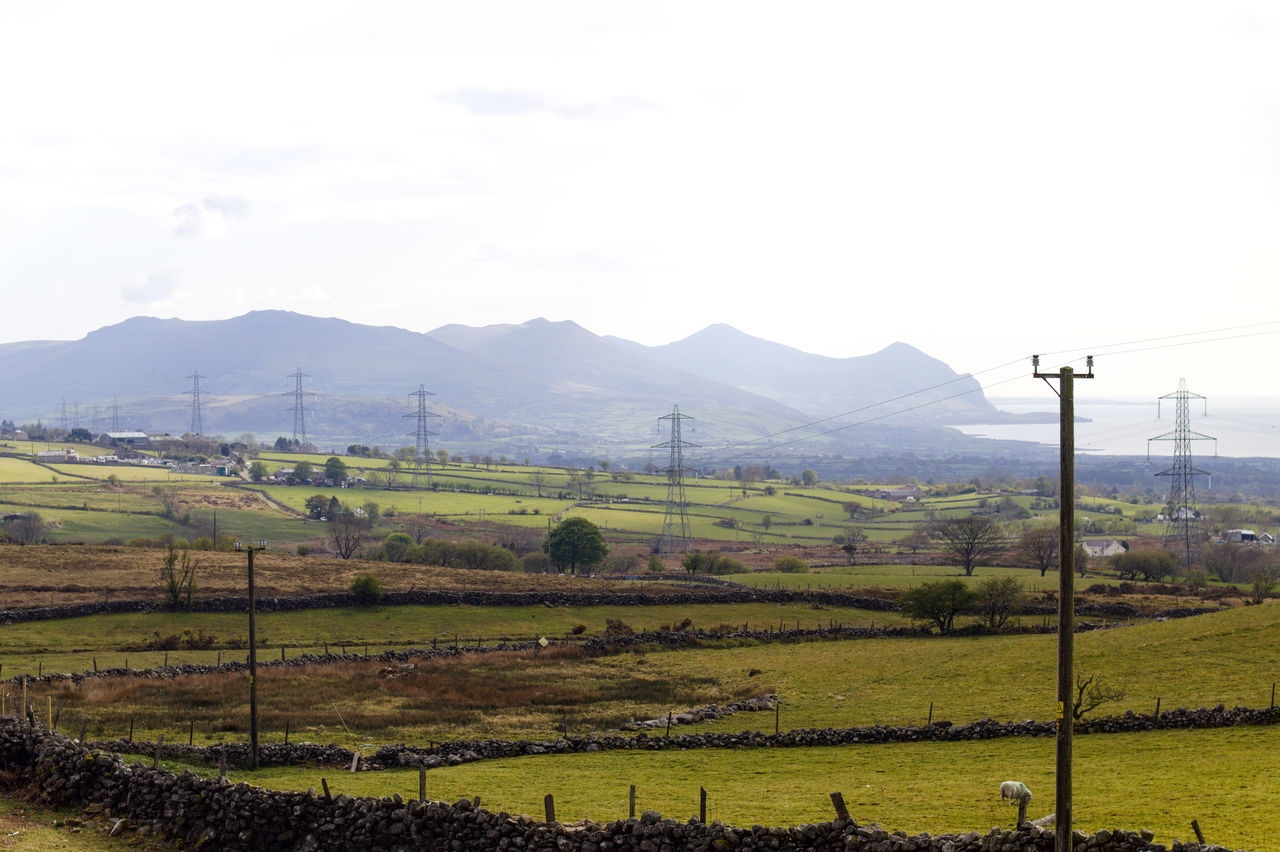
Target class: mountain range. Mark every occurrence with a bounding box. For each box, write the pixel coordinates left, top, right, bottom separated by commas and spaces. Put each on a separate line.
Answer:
0, 311, 1017, 461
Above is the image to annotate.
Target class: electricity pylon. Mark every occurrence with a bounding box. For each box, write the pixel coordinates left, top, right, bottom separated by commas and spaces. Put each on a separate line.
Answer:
1148, 378, 1215, 573
286, 368, 312, 448
655, 405, 698, 554
404, 385, 440, 487
187, 370, 205, 436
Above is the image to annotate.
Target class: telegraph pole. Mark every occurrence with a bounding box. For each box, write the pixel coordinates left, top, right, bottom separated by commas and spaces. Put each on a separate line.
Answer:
1033, 354, 1093, 852
234, 539, 267, 769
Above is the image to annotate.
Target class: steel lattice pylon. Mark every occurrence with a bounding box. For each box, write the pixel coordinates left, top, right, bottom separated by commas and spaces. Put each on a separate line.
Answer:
286, 367, 312, 448
655, 405, 698, 554
187, 370, 205, 436
404, 384, 440, 486
1148, 378, 1215, 573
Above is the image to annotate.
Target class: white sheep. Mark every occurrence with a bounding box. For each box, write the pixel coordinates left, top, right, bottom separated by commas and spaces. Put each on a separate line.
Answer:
999, 780, 1032, 806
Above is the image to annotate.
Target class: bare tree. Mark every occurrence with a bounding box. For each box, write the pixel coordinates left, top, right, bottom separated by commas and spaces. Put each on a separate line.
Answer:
3, 512, 46, 544
1016, 526, 1059, 576
328, 509, 366, 559
530, 470, 548, 498
931, 516, 1003, 576
1072, 672, 1126, 719
160, 539, 198, 609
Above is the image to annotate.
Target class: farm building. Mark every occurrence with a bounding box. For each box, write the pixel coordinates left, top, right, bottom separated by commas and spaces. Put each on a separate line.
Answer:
1082, 538, 1129, 558
36, 447, 78, 461
1226, 529, 1259, 543
100, 431, 150, 447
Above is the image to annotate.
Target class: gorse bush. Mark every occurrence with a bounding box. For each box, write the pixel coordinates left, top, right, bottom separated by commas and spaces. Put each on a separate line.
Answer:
350, 574, 385, 606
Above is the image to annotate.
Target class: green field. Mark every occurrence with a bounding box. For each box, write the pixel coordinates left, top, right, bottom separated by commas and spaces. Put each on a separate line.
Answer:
147, 726, 1278, 847
0, 602, 906, 677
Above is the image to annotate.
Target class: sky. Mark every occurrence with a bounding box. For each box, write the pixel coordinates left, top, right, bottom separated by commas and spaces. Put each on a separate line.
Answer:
3, 1, 1280, 403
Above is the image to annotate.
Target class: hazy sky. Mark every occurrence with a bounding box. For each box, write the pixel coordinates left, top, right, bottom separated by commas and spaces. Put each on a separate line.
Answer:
3, 1, 1279, 402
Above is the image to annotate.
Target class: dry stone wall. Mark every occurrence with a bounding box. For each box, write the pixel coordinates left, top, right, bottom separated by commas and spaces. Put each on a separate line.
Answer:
0, 716, 1238, 852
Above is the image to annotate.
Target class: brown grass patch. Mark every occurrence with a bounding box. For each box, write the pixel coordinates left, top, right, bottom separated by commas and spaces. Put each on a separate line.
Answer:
0, 544, 674, 608
37, 645, 766, 744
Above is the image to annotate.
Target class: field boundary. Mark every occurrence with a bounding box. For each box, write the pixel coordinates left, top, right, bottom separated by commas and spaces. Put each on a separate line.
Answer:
85, 702, 1280, 773
0, 716, 1224, 851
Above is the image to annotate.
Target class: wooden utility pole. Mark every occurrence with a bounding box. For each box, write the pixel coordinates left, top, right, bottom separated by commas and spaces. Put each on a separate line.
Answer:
1033, 356, 1093, 852
235, 539, 267, 770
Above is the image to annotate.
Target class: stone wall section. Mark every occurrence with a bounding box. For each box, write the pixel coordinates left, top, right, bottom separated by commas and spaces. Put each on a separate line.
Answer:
0, 717, 1236, 852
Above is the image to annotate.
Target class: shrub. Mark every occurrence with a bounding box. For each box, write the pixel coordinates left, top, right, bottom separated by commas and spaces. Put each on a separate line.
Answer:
604, 618, 634, 636
570, 624, 587, 635
350, 574, 384, 606
521, 552, 550, 573
647, 554, 666, 573
774, 556, 808, 574
900, 579, 978, 634
296, 545, 312, 556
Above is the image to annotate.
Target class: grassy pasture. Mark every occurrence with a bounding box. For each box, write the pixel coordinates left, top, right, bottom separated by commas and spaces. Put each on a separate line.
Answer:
0, 456, 62, 484
0, 601, 902, 676
20, 603, 1280, 751
46, 464, 225, 484
141, 727, 1279, 848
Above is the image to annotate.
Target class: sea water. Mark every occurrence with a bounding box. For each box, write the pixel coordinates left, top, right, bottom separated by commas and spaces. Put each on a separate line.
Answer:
955, 397, 1280, 458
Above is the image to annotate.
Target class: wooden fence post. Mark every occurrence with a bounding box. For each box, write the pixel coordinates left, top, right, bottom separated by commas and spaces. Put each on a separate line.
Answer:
666, 711, 672, 737
79, 719, 88, 743
927, 702, 933, 725
127, 717, 134, 743
1192, 820, 1205, 844
1017, 798, 1028, 826
1155, 697, 1161, 719
153, 734, 164, 768
830, 792, 850, 820
284, 720, 290, 745
419, 768, 426, 803
219, 746, 227, 780
629, 784, 636, 819
775, 701, 780, 735
321, 777, 332, 802
189, 720, 194, 745
699, 787, 707, 823
544, 794, 556, 824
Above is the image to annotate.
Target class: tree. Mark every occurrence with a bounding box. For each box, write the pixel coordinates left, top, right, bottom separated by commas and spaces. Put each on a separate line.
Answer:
288, 460, 314, 484
530, 470, 548, 498
1249, 566, 1278, 604
897, 526, 931, 556
760, 514, 772, 532
1072, 671, 1125, 719
303, 494, 329, 519
152, 486, 181, 520
931, 516, 1003, 576
1110, 550, 1177, 582
975, 576, 1024, 630
801, 469, 818, 486
328, 506, 366, 559
2, 512, 45, 544
248, 461, 268, 482
900, 579, 977, 634
546, 517, 608, 575
436, 449, 449, 468
833, 527, 867, 565
160, 538, 198, 610
324, 456, 348, 484
1016, 526, 1059, 576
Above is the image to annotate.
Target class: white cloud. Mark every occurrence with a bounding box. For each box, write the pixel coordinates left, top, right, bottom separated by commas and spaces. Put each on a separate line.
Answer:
120, 269, 181, 305
171, 196, 249, 238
